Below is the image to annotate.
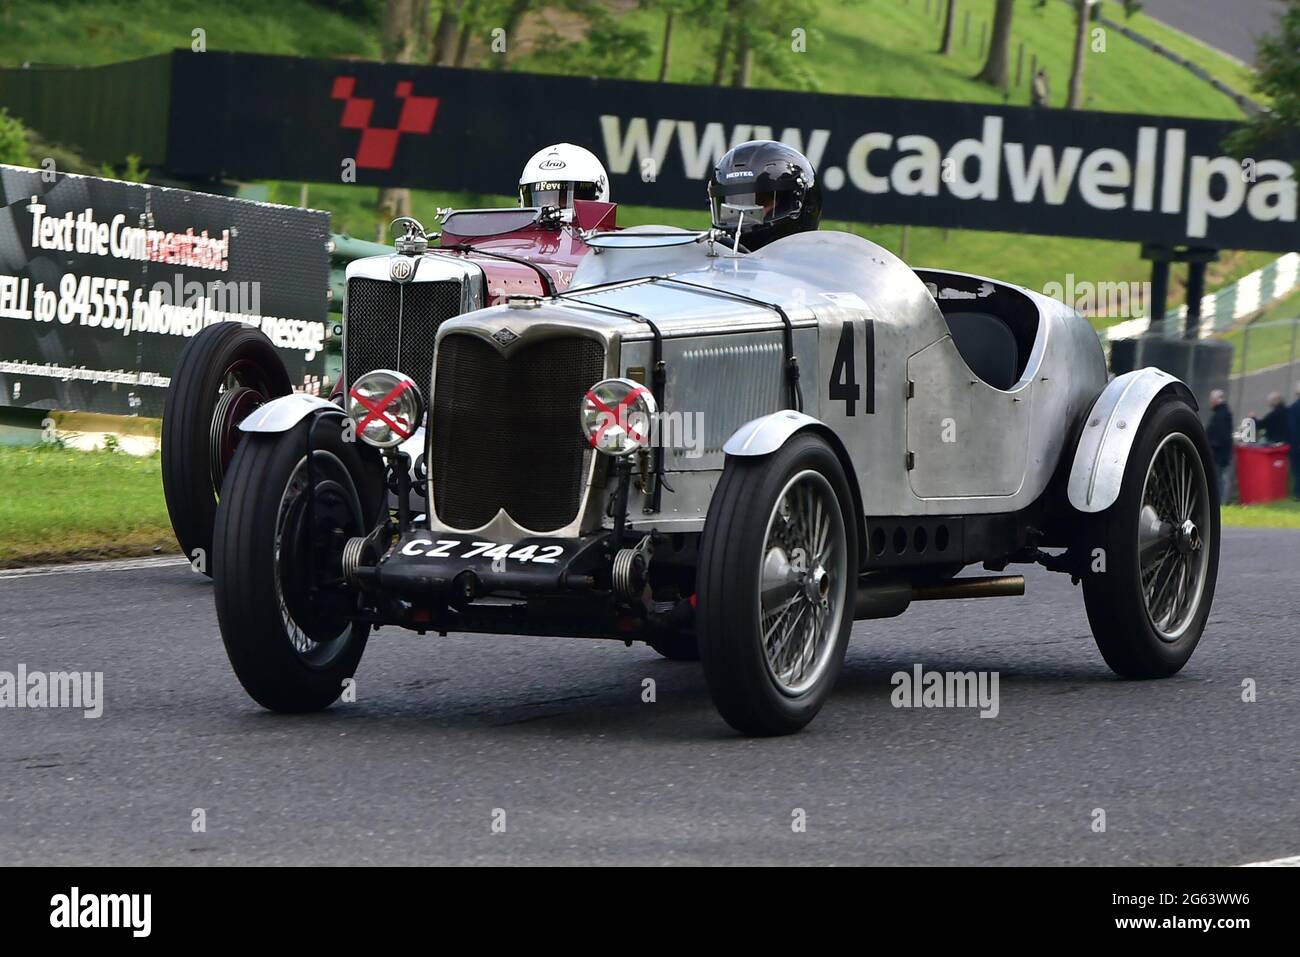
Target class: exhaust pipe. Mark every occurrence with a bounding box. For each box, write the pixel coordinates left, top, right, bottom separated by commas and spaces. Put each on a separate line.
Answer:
912, 574, 1025, 602
855, 574, 1025, 620
854, 579, 913, 620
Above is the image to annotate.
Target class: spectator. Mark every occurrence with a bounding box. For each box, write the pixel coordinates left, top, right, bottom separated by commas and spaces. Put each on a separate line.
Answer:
1290, 383, 1300, 499
1206, 389, 1234, 503
1254, 392, 1291, 445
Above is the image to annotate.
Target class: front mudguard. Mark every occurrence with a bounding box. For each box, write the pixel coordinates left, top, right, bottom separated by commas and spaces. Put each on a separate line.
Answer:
1067, 368, 1199, 514
722, 410, 867, 550
240, 393, 426, 513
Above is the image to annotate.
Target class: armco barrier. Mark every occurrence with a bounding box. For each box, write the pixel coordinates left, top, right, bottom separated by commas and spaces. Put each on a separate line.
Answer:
1107, 252, 1300, 342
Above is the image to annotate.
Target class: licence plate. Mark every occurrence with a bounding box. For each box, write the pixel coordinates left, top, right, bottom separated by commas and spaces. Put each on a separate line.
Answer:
395, 535, 574, 568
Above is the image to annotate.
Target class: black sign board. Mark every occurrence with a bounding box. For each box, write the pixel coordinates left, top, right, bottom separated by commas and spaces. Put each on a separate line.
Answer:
163, 51, 1297, 252
0, 166, 330, 416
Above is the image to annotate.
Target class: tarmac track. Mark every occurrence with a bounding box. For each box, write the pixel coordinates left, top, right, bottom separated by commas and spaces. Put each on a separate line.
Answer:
0, 528, 1296, 865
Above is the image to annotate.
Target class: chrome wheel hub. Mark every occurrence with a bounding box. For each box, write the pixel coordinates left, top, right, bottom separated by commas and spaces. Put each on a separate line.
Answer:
1175, 518, 1200, 555
803, 565, 831, 606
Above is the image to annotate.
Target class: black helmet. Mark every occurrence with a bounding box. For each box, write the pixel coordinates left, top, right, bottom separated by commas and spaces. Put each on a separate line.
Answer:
708, 140, 823, 251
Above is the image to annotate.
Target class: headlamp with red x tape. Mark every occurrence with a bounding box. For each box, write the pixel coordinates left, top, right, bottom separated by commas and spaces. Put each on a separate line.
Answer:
347, 369, 425, 449
579, 377, 658, 457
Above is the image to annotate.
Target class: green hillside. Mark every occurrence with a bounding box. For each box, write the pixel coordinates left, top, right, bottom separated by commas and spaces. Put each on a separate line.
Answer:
0, 0, 1253, 119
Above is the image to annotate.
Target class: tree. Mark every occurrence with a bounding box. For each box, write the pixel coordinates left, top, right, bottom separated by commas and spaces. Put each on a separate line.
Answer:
707, 0, 829, 91
974, 0, 1015, 89
378, 0, 428, 225
1067, 0, 1094, 109
939, 0, 958, 56
731, 3, 754, 88
640, 0, 696, 81
381, 0, 429, 63
1228, 0, 1300, 160
432, 0, 465, 65
658, 7, 675, 81
453, 0, 480, 66
714, 0, 741, 85
0, 108, 30, 167
498, 0, 533, 67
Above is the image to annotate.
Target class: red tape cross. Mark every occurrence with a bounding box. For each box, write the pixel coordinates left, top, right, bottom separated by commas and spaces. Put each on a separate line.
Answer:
351, 379, 416, 441
585, 386, 647, 448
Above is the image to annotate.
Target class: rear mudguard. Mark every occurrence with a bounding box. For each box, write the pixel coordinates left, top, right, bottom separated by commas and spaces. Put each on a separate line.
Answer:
1067, 368, 1198, 513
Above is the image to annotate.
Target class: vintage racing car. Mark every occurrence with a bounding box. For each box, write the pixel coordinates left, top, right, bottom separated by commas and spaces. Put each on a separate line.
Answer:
160, 198, 616, 573
209, 225, 1220, 736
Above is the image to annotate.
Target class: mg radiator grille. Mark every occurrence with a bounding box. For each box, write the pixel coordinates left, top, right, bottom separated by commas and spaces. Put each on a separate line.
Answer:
432, 333, 606, 532
345, 277, 463, 393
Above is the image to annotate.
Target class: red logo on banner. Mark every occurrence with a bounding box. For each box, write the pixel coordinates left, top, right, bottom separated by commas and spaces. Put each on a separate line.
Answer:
331, 77, 439, 170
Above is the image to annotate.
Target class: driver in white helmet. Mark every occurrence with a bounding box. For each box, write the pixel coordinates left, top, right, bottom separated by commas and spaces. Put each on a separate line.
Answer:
519, 143, 610, 208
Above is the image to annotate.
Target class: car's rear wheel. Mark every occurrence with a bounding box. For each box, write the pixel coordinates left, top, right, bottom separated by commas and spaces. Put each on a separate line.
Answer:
1082, 397, 1219, 678
213, 415, 384, 712
162, 323, 293, 576
697, 434, 857, 736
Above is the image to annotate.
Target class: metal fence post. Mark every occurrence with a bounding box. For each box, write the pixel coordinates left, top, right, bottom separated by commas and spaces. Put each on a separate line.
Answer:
1287, 318, 1299, 400
1236, 324, 1250, 416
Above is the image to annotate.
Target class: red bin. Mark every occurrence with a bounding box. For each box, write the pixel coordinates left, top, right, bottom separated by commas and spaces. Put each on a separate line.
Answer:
1235, 443, 1291, 504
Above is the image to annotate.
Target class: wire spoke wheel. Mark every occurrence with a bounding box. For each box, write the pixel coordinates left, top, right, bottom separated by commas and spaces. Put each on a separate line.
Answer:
699, 434, 857, 734
1136, 432, 1210, 642
758, 470, 848, 696
1082, 398, 1219, 679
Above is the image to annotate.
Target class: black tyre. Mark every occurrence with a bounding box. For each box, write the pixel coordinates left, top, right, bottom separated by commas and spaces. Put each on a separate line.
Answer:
213, 415, 384, 712
1082, 397, 1219, 678
697, 434, 857, 736
161, 323, 293, 576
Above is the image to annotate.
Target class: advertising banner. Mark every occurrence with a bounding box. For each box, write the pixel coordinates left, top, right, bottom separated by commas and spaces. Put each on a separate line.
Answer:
156, 51, 1299, 252
0, 166, 330, 416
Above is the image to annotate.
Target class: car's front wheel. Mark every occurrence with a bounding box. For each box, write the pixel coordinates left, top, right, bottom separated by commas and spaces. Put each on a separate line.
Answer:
213, 415, 384, 712
697, 434, 857, 736
1082, 397, 1219, 678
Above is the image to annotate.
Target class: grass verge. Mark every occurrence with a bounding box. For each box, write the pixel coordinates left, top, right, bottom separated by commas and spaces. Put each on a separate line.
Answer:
0, 445, 176, 568
1221, 499, 1300, 529
1223, 295, 1300, 376
0, 442, 1293, 570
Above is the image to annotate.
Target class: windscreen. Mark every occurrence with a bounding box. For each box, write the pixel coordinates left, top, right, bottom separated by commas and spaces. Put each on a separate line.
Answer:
441, 208, 540, 237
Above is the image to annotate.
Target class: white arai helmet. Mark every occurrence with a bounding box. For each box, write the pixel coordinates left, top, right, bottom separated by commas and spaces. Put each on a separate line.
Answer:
518, 143, 610, 208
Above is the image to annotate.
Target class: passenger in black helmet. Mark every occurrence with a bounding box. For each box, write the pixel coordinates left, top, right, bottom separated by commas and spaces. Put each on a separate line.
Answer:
707, 140, 823, 251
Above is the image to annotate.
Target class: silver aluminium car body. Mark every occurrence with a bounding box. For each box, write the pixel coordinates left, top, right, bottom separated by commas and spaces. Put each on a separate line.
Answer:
418, 230, 1142, 540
